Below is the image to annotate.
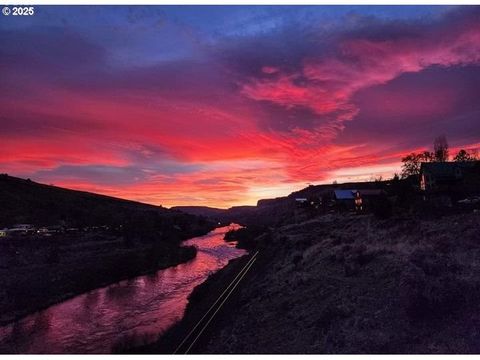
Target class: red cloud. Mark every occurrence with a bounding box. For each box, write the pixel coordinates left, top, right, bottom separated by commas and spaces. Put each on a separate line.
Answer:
2, 9, 480, 207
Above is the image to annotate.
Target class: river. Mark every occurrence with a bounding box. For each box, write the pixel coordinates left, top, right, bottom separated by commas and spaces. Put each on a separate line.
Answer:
0, 224, 247, 354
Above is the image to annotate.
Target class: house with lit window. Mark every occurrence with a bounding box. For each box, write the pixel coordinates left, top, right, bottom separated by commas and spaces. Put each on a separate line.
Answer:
334, 189, 385, 212
420, 161, 480, 193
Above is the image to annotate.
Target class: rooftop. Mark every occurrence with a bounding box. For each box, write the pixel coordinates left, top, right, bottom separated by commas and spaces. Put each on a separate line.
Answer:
334, 190, 356, 200
420, 161, 480, 177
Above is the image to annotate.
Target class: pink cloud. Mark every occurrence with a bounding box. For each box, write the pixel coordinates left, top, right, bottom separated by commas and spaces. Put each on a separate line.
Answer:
261, 66, 280, 74
3, 9, 480, 207
241, 18, 480, 137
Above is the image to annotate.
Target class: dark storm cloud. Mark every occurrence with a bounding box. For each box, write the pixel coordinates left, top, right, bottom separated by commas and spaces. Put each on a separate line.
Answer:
338, 65, 480, 151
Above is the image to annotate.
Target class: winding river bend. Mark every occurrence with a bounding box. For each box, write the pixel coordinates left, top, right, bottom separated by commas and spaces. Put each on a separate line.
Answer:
0, 224, 246, 354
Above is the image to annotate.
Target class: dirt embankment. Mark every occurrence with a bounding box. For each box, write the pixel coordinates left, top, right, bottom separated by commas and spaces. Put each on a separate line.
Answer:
146, 211, 480, 354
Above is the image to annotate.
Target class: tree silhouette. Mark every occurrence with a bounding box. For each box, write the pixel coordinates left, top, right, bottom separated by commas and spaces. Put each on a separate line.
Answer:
399, 136, 478, 177
401, 152, 435, 178
401, 153, 422, 178
433, 135, 449, 162
453, 149, 478, 162
421, 150, 435, 162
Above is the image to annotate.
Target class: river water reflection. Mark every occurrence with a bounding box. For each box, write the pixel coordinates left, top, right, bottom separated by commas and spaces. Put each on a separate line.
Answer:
0, 224, 246, 353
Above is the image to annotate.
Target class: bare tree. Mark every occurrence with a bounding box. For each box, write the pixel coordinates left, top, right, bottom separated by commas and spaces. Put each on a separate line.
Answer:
434, 135, 449, 162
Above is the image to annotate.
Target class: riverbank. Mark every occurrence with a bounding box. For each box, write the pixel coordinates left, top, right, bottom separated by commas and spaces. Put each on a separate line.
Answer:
129, 254, 255, 354
139, 210, 480, 353
1, 224, 247, 354
0, 227, 213, 326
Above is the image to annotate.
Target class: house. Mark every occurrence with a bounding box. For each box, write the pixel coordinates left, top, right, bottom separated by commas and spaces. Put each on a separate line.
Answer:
295, 198, 308, 209
333, 190, 356, 211
357, 189, 386, 211
420, 161, 480, 193
334, 189, 386, 212
358, 189, 385, 197
295, 198, 308, 204
12, 224, 34, 230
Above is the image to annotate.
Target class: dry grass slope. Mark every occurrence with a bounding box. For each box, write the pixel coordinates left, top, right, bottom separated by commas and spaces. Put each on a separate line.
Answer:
202, 212, 480, 353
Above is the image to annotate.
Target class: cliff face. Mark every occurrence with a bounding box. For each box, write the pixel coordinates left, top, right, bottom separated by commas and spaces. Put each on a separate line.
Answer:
196, 211, 480, 353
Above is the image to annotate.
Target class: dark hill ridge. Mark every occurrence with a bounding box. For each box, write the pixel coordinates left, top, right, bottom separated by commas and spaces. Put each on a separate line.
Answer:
171, 206, 226, 218
173, 180, 397, 227
171, 205, 257, 225
0, 174, 168, 228
0, 174, 215, 325
0, 174, 215, 238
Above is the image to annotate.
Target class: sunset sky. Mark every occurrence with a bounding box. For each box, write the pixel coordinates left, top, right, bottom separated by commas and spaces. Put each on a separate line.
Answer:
1, 6, 480, 208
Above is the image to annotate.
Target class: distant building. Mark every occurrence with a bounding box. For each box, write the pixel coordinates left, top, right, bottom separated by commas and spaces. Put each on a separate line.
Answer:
12, 224, 34, 230
334, 190, 356, 200
358, 189, 385, 197
334, 189, 385, 212
357, 189, 386, 211
420, 161, 480, 193
333, 190, 356, 211
9, 224, 36, 235
295, 196, 323, 210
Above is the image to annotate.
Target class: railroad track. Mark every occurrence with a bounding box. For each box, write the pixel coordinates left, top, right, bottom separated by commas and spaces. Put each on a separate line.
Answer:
173, 250, 259, 354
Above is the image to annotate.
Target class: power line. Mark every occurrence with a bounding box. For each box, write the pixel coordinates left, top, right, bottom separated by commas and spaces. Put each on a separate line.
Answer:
173, 251, 259, 354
